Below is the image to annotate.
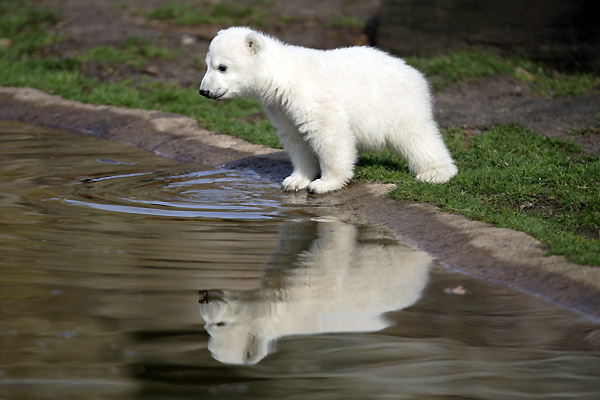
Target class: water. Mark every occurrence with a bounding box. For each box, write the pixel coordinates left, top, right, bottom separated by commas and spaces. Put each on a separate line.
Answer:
1, 121, 599, 400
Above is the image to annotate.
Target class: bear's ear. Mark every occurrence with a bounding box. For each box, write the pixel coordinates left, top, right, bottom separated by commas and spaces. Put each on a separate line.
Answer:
245, 32, 262, 55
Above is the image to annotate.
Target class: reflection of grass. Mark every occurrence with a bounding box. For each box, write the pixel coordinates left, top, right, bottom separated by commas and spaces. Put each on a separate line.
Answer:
356, 126, 599, 265
1, 0, 598, 265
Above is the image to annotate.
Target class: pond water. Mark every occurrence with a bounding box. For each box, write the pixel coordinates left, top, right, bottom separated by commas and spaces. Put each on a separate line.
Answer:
1, 121, 599, 400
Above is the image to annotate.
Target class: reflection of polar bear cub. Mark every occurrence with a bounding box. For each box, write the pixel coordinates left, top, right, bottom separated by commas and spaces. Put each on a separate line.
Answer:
199, 27, 457, 193
199, 218, 433, 365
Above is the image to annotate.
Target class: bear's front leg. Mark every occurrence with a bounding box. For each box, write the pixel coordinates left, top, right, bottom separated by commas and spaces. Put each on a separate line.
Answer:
306, 130, 357, 194
279, 129, 320, 192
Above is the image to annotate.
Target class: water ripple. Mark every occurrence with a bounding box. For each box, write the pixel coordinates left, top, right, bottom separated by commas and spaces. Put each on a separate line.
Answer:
67, 168, 285, 220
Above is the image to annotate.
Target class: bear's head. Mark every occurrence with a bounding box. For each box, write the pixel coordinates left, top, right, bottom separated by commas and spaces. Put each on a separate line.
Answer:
199, 27, 265, 101
199, 289, 275, 365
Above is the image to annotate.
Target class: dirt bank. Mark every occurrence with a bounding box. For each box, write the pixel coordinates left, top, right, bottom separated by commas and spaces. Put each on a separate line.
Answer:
1, 86, 599, 321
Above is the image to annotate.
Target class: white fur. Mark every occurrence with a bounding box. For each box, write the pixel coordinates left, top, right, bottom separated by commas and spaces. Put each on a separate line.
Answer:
199, 218, 433, 365
200, 27, 457, 193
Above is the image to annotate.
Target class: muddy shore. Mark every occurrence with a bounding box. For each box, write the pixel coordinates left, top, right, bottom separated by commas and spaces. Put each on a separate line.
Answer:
1, 86, 599, 320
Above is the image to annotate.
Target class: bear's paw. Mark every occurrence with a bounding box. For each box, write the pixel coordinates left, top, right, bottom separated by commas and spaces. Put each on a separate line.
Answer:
416, 164, 458, 184
282, 174, 312, 192
307, 178, 345, 194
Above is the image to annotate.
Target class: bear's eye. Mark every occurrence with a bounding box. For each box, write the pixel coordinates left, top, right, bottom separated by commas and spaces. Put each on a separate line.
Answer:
218, 64, 227, 72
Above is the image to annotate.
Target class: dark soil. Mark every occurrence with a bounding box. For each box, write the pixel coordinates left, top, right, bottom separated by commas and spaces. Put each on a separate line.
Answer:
436, 76, 600, 155
40, 0, 600, 154
42, 0, 379, 86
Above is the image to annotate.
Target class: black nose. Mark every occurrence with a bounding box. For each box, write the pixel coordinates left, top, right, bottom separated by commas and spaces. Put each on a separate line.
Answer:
199, 290, 225, 304
199, 89, 210, 98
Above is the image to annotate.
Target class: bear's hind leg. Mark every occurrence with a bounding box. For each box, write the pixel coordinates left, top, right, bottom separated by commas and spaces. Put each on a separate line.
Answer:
415, 164, 458, 183
389, 121, 457, 184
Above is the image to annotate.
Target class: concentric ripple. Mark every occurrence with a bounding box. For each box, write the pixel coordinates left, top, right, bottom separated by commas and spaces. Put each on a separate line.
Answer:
64, 168, 285, 220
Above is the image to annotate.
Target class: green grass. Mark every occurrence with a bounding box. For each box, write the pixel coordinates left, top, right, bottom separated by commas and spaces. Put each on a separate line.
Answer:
406, 52, 600, 95
74, 38, 179, 70
0, 52, 280, 147
327, 15, 364, 28
406, 52, 512, 90
147, 2, 265, 27
0, 0, 62, 55
356, 126, 599, 265
0, 0, 279, 147
1, 0, 598, 265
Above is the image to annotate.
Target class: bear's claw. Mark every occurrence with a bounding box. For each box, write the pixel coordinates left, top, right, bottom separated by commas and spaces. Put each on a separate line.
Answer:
282, 174, 311, 191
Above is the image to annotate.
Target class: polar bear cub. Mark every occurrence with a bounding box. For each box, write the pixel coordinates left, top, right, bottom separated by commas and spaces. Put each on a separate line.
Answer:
199, 27, 457, 193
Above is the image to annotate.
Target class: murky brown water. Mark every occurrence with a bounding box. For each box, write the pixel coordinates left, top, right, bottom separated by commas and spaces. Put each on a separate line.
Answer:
1, 121, 599, 400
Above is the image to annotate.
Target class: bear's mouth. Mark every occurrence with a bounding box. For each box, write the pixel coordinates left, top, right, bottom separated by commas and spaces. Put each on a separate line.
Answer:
213, 90, 227, 101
